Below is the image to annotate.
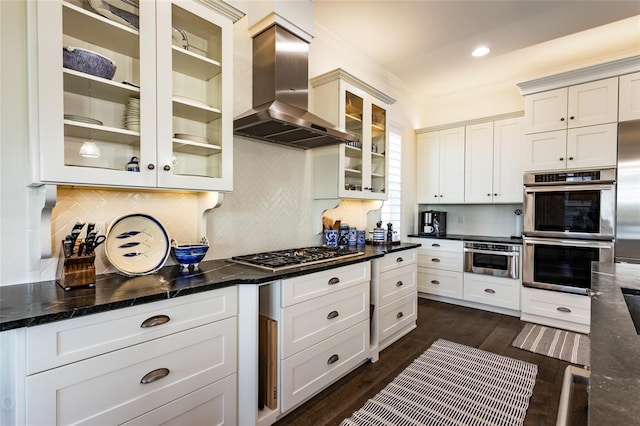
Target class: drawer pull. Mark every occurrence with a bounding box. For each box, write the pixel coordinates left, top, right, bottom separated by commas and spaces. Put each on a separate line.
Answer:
484, 288, 496, 294
140, 314, 171, 328
327, 354, 340, 365
327, 310, 339, 320
396, 257, 404, 263
396, 280, 404, 287
557, 306, 572, 313
432, 243, 440, 247
328, 277, 340, 285
396, 312, 404, 319
431, 258, 441, 263
431, 280, 440, 285
140, 368, 170, 384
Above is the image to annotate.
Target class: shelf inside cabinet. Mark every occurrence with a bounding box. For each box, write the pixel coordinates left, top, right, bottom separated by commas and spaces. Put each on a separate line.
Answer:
64, 120, 139, 145
62, 2, 140, 58
372, 152, 385, 158
173, 98, 221, 122
345, 168, 362, 176
172, 138, 222, 155
64, 70, 139, 104
345, 112, 362, 122
172, 47, 222, 80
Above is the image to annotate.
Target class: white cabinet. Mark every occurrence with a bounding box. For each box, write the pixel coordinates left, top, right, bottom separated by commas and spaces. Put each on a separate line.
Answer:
619, 72, 640, 122
521, 287, 590, 334
30, 0, 236, 191
463, 273, 520, 311
416, 127, 465, 204
311, 69, 394, 200
524, 77, 618, 134
375, 250, 417, 351
464, 117, 524, 204
25, 287, 238, 425
411, 238, 464, 299
523, 123, 617, 171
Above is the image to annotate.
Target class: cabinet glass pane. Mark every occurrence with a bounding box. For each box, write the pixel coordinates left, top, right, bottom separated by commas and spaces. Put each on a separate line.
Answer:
344, 91, 364, 193
371, 104, 386, 194
170, 4, 223, 179
62, 1, 142, 172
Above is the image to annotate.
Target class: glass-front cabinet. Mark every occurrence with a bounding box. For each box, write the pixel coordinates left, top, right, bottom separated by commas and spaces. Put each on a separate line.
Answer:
311, 69, 395, 201
29, 0, 238, 191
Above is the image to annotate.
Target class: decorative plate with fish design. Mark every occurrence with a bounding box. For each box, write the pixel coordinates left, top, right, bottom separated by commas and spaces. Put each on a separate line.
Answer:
105, 213, 170, 276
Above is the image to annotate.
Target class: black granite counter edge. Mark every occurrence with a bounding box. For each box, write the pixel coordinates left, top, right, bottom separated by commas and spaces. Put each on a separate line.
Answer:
0, 244, 420, 332
408, 234, 523, 244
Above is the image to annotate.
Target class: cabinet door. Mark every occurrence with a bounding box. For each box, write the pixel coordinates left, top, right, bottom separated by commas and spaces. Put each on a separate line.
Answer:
369, 102, 388, 199
493, 117, 524, 203
524, 88, 568, 134
567, 77, 618, 128
416, 132, 440, 203
156, 1, 233, 191
566, 123, 618, 169
619, 72, 640, 122
523, 130, 566, 172
464, 122, 494, 203
342, 89, 366, 197
439, 127, 465, 203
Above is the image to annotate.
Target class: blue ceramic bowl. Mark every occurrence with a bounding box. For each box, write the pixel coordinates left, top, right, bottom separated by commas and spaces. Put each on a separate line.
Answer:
172, 244, 209, 268
63, 47, 116, 80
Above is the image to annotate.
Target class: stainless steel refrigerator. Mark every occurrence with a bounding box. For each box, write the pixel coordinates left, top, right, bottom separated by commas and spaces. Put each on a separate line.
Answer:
616, 120, 640, 263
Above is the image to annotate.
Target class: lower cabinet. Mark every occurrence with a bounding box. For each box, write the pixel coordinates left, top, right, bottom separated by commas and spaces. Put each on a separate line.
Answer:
463, 273, 520, 311
25, 287, 238, 425
521, 286, 590, 334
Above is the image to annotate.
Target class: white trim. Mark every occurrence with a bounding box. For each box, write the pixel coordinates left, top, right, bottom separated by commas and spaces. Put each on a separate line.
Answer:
310, 69, 396, 105
416, 111, 524, 134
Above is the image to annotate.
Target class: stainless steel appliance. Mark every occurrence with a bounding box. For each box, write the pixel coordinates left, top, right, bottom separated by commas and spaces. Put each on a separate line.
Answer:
523, 168, 616, 240
419, 210, 447, 236
464, 242, 520, 279
616, 120, 640, 264
229, 246, 363, 272
522, 237, 614, 294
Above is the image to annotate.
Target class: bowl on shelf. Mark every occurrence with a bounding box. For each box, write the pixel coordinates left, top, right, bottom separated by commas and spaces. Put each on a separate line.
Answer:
171, 243, 209, 269
63, 46, 116, 80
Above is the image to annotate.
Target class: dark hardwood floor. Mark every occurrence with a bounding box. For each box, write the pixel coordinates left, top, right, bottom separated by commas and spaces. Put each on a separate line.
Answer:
273, 298, 588, 426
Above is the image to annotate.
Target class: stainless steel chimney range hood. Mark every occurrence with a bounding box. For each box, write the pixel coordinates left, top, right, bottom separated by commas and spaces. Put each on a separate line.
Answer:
233, 24, 357, 149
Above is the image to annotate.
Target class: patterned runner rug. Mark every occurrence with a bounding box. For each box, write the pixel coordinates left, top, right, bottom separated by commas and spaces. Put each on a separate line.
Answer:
341, 339, 538, 426
512, 323, 590, 367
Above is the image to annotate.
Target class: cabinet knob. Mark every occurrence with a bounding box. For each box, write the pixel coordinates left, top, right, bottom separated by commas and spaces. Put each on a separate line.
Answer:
431, 280, 440, 285
396, 311, 404, 319
569, 156, 574, 160
560, 117, 565, 122
431, 258, 440, 263
439, 194, 443, 198
434, 194, 438, 198
147, 163, 155, 170
163, 165, 171, 171
396, 257, 403, 263
487, 193, 491, 196
396, 280, 403, 287
559, 157, 564, 161
569, 116, 575, 120
494, 193, 498, 196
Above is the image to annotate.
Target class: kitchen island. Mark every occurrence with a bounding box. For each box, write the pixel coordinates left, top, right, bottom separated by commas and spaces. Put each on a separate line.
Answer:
589, 261, 640, 425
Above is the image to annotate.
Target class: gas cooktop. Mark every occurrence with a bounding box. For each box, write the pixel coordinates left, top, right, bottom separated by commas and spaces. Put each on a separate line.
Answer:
230, 246, 364, 272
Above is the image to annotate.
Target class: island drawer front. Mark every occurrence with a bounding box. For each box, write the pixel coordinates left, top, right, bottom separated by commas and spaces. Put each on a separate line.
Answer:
417, 250, 463, 272
379, 265, 417, 306
281, 321, 369, 413
378, 293, 417, 342
413, 239, 463, 253
281, 282, 369, 358
379, 249, 417, 273
26, 286, 237, 374
417, 269, 463, 298
463, 274, 520, 310
281, 262, 370, 307
123, 374, 237, 426
26, 317, 237, 426
521, 287, 591, 325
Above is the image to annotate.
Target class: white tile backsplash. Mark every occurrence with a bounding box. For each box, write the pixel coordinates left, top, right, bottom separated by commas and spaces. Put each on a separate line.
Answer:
419, 204, 524, 237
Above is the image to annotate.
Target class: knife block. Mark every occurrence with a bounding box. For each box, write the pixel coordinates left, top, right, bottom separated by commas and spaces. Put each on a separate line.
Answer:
56, 241, 96, 291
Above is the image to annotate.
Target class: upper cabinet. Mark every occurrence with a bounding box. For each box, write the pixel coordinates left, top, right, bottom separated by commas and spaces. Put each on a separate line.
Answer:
619, 72, 640, 122
524, 77, 618, 134
310, 69, 395, 201
29, 0, 237, 191
416, 127, 465, 204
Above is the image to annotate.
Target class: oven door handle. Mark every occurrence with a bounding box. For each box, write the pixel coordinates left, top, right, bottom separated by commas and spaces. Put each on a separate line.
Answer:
524, 183, 614, 192
524, 237, 613, 249
463, 248, 519, 256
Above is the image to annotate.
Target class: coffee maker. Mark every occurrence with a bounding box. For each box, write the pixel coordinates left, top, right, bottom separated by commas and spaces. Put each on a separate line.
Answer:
420, 210, 447, 236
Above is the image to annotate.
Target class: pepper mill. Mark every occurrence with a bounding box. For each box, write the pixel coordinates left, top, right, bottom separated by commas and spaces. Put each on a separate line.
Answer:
386, 222, 393, 242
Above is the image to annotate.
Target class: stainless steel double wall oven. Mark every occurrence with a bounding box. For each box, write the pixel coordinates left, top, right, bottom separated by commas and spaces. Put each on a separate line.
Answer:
522, 168, 616, 295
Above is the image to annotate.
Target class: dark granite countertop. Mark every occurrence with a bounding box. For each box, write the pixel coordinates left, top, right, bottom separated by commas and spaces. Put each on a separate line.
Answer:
408, 233, 523, 245
0, 243, 420, 332
589, 262, 640, 425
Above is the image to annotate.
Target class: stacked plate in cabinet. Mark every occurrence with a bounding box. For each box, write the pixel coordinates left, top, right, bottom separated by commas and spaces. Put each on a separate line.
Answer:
124, 97, 140, 131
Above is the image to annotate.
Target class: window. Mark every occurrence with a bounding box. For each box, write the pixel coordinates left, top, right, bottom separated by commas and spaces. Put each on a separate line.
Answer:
381, 131, 401, 233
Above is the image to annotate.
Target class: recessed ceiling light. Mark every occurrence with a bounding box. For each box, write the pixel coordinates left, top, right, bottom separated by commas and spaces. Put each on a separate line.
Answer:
472, 46, 491, 57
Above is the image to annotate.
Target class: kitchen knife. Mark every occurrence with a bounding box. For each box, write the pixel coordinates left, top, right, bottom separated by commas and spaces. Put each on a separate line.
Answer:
86, 222, 95, 238
69, 222, 85, 255
84, 232, 96, 255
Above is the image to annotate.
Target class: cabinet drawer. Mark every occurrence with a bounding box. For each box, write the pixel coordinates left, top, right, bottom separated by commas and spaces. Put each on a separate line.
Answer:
378, 293, 417, 343
379, 249, 417, 272
379, 265, 417, 306
521, 287, 590, 325
281, 262, 370, 307
418, 250, 463, 271
463, 273, 520, 310
281, 321, 369, 413
417, 269, 463, 299
282, 282, 369, 358
123, 374, 237, 426
413, 238, 462, 252
26, 317, 237, 426
26, 286, 237, 374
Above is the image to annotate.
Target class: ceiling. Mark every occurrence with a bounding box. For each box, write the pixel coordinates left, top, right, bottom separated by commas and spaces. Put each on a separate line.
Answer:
314, 1, 640, 101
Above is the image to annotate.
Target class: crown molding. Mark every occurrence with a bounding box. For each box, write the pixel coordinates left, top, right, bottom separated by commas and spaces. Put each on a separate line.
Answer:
416, 111, 524, 134
195, 0, 245, 22
310, 68, 396, 105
